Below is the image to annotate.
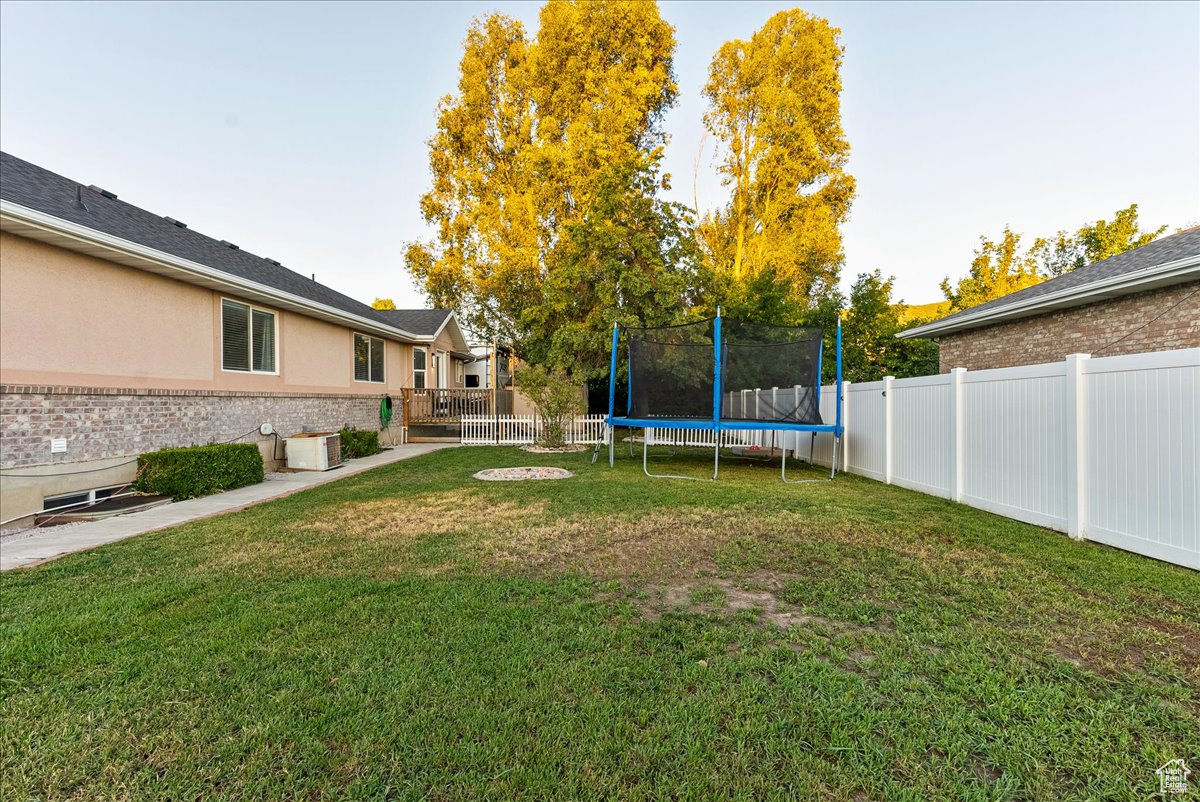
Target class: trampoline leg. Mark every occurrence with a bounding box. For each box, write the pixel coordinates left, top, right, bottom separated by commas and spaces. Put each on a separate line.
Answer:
608, 425, 614, 468
830, 433, 840, 480
713, 439, 720, 481
643, 428, 702, 481
782, 433, 839, 484
781, 447, 824, 484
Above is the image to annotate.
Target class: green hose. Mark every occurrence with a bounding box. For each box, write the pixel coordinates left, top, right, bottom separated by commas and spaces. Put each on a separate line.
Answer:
380, 396, 394, 428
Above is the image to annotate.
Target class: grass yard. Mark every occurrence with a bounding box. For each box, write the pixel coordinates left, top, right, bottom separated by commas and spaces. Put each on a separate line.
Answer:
2, 446, 1197, 800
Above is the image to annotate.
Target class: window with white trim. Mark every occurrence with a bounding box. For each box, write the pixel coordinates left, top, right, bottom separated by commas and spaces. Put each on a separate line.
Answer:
354, 333, 385, 383
413, 347, 427, 389
222, 299, 276, 373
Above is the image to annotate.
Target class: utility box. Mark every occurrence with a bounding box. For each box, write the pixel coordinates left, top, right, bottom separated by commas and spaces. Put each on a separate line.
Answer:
284, 432, 342, 471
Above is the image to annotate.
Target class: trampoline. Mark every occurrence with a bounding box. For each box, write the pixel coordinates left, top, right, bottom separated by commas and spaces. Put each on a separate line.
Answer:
604, 312, 844, 481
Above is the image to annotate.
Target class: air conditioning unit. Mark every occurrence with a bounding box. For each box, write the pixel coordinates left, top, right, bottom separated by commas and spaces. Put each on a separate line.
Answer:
284, 432, 342, 471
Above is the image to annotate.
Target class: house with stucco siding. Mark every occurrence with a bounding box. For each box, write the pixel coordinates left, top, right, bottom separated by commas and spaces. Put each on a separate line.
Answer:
0, 152, 480, 526
898, 226, 1200, 371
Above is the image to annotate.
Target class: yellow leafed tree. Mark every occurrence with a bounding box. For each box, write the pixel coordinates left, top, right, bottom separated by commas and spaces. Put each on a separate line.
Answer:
699, 9, 855, 316
406, 1, 679, 348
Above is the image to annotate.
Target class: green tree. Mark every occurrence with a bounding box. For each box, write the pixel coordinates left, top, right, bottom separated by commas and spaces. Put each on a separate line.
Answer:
940, 227, 1042, 312
699, 9, 855, 315
371, 298, 397, 310
842, 272, 939, 381
1032, 203, 1167, 277
523, 160, 699, 381
406, 1, 679, 364
942, 205, 1168, 312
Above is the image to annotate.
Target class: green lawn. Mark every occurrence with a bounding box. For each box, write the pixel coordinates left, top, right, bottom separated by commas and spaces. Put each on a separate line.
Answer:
2, 446, 1196, 801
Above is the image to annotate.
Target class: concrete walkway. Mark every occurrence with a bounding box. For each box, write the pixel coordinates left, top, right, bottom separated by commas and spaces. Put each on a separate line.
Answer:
1, 443, 454, 571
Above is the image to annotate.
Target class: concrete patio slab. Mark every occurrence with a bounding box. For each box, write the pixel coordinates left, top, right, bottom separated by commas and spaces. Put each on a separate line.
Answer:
1, 443, 454, 571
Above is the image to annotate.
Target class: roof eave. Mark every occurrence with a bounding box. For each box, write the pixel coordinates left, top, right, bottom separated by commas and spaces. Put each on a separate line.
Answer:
1, 200, 425, 343
432, 311, 472, 355
897, 257, 1200, 339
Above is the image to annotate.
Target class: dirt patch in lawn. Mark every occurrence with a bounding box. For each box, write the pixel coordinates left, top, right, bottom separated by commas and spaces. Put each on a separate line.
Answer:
634, 576, 837, 630
1048, 618, 1200, 689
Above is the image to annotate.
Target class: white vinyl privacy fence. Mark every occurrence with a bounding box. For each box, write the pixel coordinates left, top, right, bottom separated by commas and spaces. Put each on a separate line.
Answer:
826, 349, 1198, 569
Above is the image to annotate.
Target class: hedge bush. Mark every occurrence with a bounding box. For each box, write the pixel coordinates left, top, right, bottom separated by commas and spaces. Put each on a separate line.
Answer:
339, 426, 382, 460
133, 442, 264, 500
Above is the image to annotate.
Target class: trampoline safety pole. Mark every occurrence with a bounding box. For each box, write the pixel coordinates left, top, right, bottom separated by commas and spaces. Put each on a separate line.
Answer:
712, 308, 723, 480
833, 313, 844, 479
608, 322, 618, 468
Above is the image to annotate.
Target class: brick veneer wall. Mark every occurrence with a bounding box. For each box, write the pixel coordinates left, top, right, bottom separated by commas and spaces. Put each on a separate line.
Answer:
937, 281, 1200, 372
0, 386, 387, 470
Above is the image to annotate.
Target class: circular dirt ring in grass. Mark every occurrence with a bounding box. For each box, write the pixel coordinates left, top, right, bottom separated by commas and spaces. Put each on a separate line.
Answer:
473, 467, 574, 481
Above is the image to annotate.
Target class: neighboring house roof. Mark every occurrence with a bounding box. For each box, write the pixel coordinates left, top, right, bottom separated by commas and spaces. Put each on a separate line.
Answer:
375, 309, 471, 356
0, 151, 452, 345
374, 309, 452, 337
898, 226, 1200, 339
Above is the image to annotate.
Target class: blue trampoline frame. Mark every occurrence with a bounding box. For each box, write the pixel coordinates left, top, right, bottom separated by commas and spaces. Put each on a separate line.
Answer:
605, 311, 845, 481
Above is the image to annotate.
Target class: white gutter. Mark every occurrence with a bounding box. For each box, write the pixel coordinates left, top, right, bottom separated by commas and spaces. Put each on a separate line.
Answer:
897, 254, 1200, 339
0, 200, 430, 344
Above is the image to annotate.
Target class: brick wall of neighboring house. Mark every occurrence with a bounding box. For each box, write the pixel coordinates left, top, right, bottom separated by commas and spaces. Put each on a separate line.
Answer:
937, 281, 1200, 372
0, 386, 395, 525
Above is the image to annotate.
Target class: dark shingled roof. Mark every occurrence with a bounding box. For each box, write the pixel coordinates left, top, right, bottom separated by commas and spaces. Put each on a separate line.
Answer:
918, 225, 1200, 331
0, 151, 419, 336
373, 309, 454, 337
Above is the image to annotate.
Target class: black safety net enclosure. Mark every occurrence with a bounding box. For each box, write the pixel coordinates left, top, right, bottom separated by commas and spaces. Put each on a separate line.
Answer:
626, 318, 825, 425
628, 319, 715, 420
721, 320, 824, 425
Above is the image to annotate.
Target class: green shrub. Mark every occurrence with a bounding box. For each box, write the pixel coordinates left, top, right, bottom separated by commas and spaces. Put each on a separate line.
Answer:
133, 442, 264, 500
339, 426, 382, 460
515, 365, 586, 448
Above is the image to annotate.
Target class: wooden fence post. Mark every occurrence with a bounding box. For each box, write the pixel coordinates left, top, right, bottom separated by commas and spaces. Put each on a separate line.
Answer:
1064, 353, 1090, 540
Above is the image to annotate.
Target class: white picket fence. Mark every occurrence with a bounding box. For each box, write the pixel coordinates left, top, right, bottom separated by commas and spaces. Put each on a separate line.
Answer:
645, 428, 770, 449
461, 414, 608, 446
824, 349, 1198, 570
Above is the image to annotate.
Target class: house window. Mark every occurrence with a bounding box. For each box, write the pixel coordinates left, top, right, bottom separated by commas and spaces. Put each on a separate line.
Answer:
222, 299, 276, 373
413, 347, 427, 389
354, 333, 385, 383
43, 484, 123, 512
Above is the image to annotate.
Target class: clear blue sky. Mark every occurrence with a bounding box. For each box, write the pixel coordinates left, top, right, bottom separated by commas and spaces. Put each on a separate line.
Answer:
2, 1, 1196, 311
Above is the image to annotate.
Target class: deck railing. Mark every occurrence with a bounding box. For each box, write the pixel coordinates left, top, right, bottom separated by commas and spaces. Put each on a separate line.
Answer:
402, 388, 506, 423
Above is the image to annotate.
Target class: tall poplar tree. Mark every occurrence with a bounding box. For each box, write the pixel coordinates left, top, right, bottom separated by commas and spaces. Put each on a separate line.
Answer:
406, 1, 686, 371
699, 9, 855, 320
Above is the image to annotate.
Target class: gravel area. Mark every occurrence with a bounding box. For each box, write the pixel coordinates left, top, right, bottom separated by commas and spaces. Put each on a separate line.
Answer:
473, 467, 575, 481
1, 520, 89, 543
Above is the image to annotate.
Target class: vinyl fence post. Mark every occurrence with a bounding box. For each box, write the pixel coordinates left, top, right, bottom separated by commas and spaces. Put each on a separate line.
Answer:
949, 367, 966, 502
883, 376, 895, 484
1064, 353, 1090, 540
840, 381, 851, 470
